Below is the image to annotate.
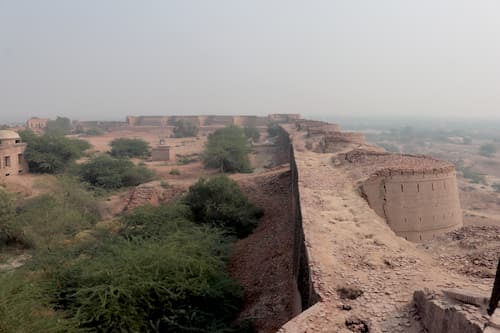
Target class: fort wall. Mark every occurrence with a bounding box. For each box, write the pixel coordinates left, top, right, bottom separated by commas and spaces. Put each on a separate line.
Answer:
306, 124, 340, 136
288, 133, 319, 310
360, 168, 462, 242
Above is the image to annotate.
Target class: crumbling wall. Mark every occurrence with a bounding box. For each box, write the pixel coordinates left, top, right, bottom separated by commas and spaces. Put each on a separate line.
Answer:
307, 124, 341, 137
413, 290, 484, 333
360, 169, 463, 242
319, 132, 366, 151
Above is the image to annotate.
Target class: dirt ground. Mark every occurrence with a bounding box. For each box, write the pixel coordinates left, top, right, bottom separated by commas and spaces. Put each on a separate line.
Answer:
230, 167, 298, 333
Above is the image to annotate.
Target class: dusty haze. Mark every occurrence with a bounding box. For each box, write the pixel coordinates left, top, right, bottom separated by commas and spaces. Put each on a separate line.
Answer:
1, 1, 500, 122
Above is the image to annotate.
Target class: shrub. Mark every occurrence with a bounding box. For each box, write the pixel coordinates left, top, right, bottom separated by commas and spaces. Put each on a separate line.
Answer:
109, 138, 150, 158
0, 272, 77, 332
172, 119, 199, 138
183, 175, 263, 238
78, 155, 154, 189
202, 126, 252, 173
121, 203, 193, 240
52, 230, 243, 332
15, 178, 99, 250
169, 168, 181, 175
244, 126, 260, 142
492, 183, 500, 193
480, 143, 497, 157
19, 130, 90, 174
0, 189, 20, 246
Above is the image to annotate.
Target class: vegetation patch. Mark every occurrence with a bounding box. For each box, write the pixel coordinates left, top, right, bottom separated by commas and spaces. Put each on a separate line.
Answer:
78, 155, 155, 189
110, 138, 150, 158
184, 175, 263, 238
172, 119, 199, 138
19, 130, 90, 174
203, 126, 252, 173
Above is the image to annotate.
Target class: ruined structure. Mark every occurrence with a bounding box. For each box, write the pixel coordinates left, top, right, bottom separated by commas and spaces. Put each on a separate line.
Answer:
352, 150, 463, 242
271, 121, 490, 333
26, 117, 48, 133
151, 145, 171, 162
0, 130, 28, 178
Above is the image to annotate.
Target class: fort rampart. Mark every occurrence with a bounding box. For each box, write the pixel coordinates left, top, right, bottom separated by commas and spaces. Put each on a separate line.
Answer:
360, 168, 463, 242
126, 115, 273, 128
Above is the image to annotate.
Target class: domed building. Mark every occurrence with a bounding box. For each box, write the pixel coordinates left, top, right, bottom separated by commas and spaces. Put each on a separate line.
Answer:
0, 130, 28, 178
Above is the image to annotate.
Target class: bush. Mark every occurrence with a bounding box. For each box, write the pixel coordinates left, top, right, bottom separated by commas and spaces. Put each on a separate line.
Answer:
110, 138, 150, 158
19, 130, 90, 173
480, 143, 497, 157
53, 227, 243, 332
202, 126, 252, 173
15, 177, 100, 250
492, 183, 500, 193
0, 189, 20, 246
0, 272, 77, 332
172, 120, 199, 138
244, 126, 260, 142
184, 175, 263, 238
78, 155, 155, 189
169, 168, 181, 175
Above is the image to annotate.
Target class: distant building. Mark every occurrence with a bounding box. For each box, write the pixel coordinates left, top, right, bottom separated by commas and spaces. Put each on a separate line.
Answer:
0, 130, 28, 178
26, 117, 49, 133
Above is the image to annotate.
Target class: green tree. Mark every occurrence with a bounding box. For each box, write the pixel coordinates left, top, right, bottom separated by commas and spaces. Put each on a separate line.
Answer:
183, 175, 263, 238
244, 126, 260, 142
18, 130, 90, 174
172, 119, 199, 138
480, 143, 497, 157
46, 116, 72, 135
110, 138, 150, 158
203, 126, 252, 173
78, 155, 154, 189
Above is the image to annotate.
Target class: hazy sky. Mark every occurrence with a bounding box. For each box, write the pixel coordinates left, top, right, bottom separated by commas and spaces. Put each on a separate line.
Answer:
1, 1, 500, 123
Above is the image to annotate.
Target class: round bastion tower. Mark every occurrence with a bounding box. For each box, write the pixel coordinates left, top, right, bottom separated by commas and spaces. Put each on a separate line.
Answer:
357, 152, 463, 242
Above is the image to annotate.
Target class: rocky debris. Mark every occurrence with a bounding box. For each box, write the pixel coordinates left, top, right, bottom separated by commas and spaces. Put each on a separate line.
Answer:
427, 226, 500, 278
338, 287, 364, 300
413, 289, 486, 333
124, 184, 159, 212
345, 317, 370, 333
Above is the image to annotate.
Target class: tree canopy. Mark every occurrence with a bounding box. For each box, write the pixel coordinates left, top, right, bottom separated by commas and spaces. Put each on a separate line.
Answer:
172, 119, 199, 138
202, 126, 252, 173
19, 130, 90, 174
46, 116, 72, 135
